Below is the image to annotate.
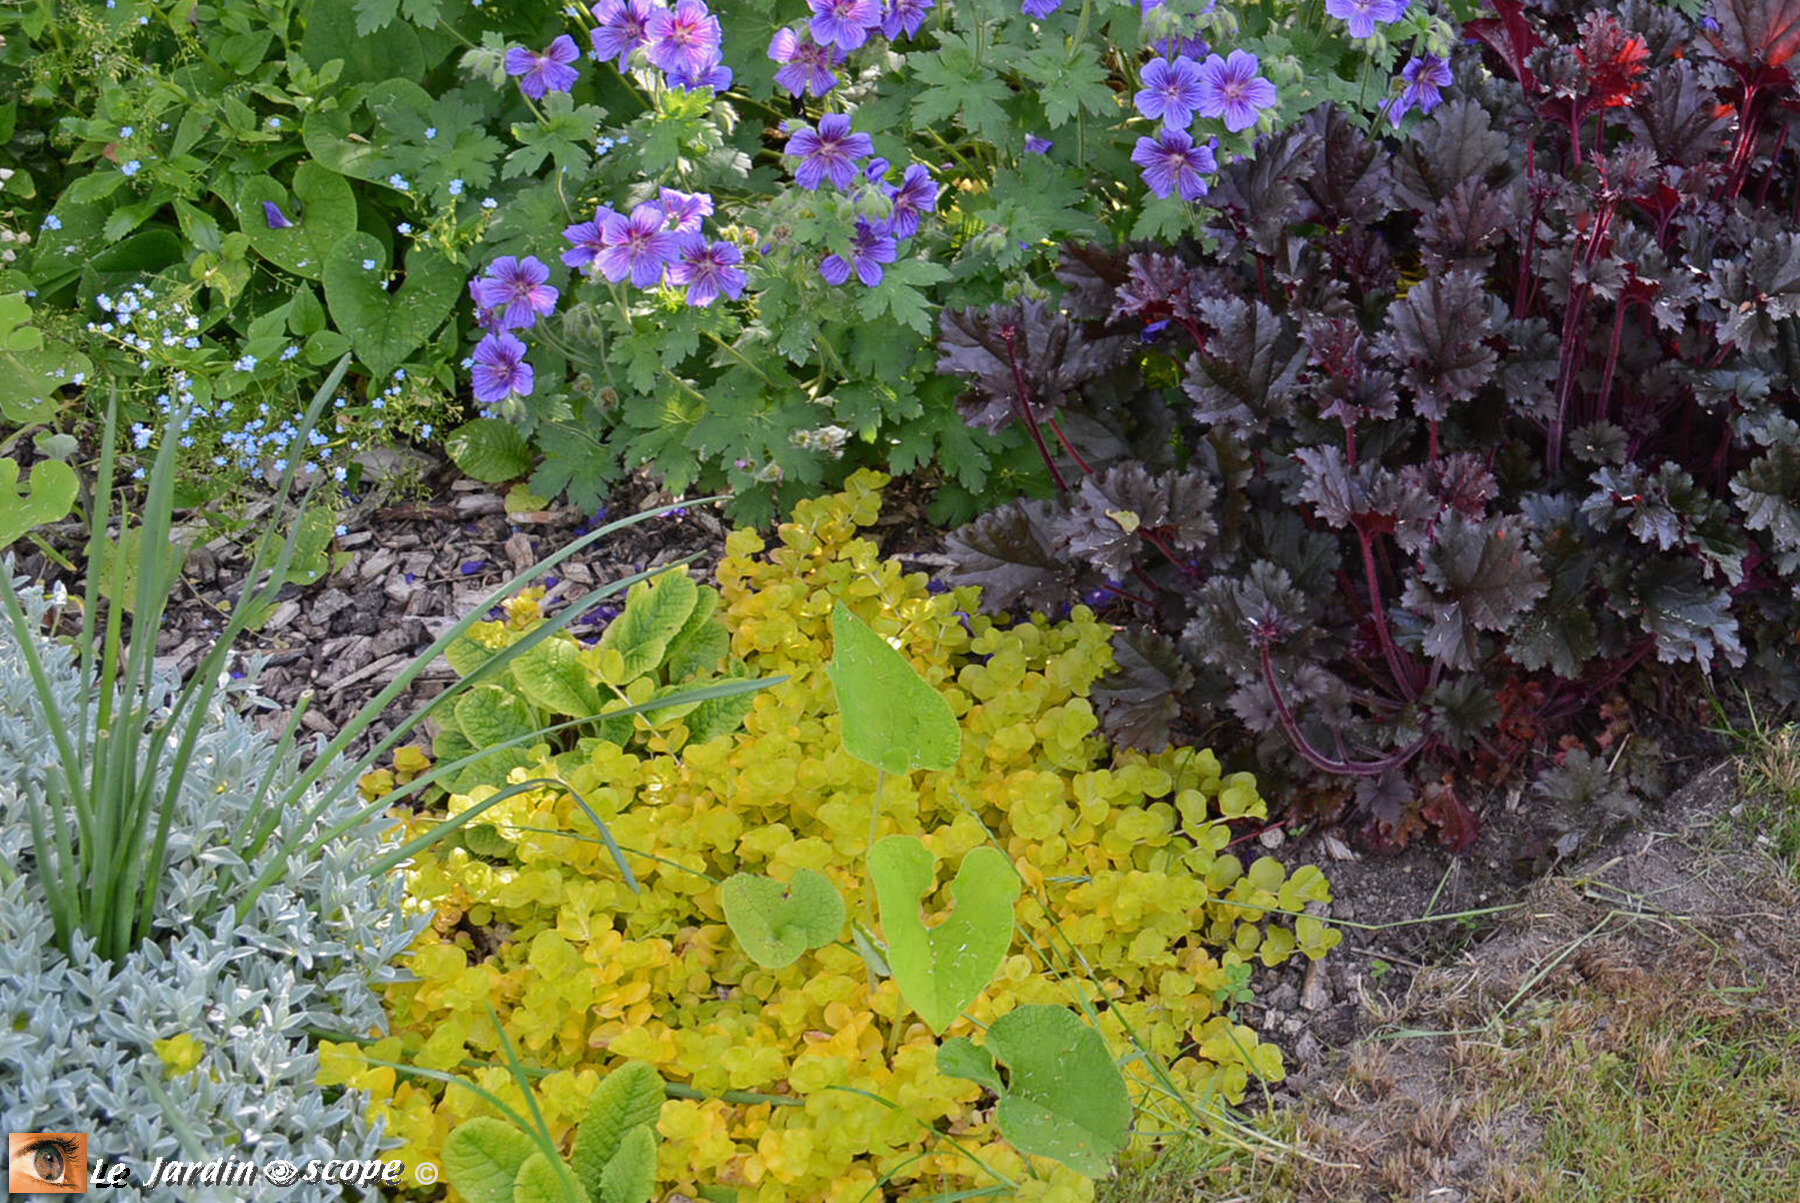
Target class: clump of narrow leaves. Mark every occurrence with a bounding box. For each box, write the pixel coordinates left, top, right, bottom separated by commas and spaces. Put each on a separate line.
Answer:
935, 0, 1800, 847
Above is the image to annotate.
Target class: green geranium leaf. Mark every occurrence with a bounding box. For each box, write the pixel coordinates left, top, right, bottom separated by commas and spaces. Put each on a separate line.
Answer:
442, 1117, 537, 1203
827, 600, 960, 774
720, 868, 846, 968
937, 1005, 1132, 1177
322, 231, 461, 379
447, 418, 534, 483
239, 162, 357, 280
867, 836, 1018, 1032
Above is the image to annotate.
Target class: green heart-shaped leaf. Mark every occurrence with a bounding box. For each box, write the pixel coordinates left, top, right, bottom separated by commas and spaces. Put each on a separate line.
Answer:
827, 600, 960, 774
238, 162, 357, 280
0, 457, 76, 547
936, 1005, 1131, 1177
868, 835, 1018, 1032
322, 231, 462, 379
720, 868, 846, 968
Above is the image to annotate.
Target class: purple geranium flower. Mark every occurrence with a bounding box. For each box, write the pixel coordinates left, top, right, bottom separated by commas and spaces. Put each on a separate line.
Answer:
785, 113, 874, 190
504, 35, 581, 99
883, 164, 937, 239
471, 333, 534, 404
658, 188, 715, 234
769, 27, 845, 97
1195, 49, 1278, 132
561, 205, 621, 270
645, 0, 724, 78
596, 202, 682, 287
1131, 128, 1217, 200
808, 0, 883, 50
1022, 0, 1062, 16
263, 201, 294, 229
1025, 135, 1053, 154
1326, 0, 1408, 38
1135, 55, 1208, 130
667, 236, 748, 306
880, 0, 933, 39
667, 60, 732, 91
1387, 53, 1453, 125
589, 0, 656, 69
1151, 30, 1210, 59
470, 256, 560, 330
820, 218, 897, 287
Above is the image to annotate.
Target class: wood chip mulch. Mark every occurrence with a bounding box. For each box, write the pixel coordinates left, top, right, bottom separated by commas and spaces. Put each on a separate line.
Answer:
9, 449, 949, 770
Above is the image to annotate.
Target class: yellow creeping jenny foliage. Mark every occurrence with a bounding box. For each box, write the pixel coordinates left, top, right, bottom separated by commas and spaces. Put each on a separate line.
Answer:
323, 470, 1341, 1203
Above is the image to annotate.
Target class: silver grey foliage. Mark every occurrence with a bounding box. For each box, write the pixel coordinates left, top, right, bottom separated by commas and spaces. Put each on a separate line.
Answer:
0, 567, 428, 1201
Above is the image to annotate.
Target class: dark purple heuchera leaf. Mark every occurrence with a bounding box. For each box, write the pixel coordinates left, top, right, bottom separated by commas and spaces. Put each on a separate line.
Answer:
1707, 0, 1800, 81
1464, 0, 1543, 91
1419, 779, 1481, 853
1392, 100, 1516, 212
1300, 314, 1399, 427
1418, 178, 1517, 274
1404, 453, 1498, 518
1053, 463, 1217, 578
1511, 598, 1602, 677
1355, 769, 1413, 834
1181, 560, 1317, 683
938, 298, 1130, 434
1401, 512, 1548, 670
1731, 433, 1800, 574
1378, 269, 1505, 421
1182, 297, 1304, 431
1580, 464, 1747, 583
1494, 316, 1561, 422
1707, 231, 1800, 352
1090, 628, 1195, 752
1625, 557, 1745, 665
942, 499, 1079, 615
1293, 446, 1439, 552
1111, 252, 1203, 326
1294, 104, 1395, 230
1624, 61, 1735, 167
1204, 123, 1322, 257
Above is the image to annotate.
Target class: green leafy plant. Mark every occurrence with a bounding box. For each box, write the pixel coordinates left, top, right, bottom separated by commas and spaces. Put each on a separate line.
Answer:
443, 1060, 665, 1203
0, 353, 773, 960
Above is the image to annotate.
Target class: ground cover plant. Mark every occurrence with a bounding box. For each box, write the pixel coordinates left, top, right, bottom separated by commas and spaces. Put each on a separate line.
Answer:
323, 471, 1341, 1201
931, 0, 1800, 848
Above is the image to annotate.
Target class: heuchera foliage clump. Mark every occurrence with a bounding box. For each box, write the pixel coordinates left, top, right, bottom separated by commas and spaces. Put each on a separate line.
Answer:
936, 0, 1800, 847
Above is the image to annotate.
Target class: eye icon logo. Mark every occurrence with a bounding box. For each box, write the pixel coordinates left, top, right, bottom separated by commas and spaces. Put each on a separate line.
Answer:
8, 1132, 87, 1193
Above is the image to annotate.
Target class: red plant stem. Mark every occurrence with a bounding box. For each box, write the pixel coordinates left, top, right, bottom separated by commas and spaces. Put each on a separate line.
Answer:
1357, 524, 1417, 700
1001, 328, 1069, 492
1548, 196, 1617, 475
1428, 419, 1440, 462
1258, 644, 1428, 776
1595, 295, 1630, 425
1724, 83, 1763, 201
1046, 417, 1094, 477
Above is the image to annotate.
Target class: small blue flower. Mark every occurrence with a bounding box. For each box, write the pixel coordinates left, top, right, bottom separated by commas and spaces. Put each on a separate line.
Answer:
387, 172, 410, 190
448, 179, 465, 196
481, 197, 498, 210
281, 345, 299, 361
267, 117, 281, 129
41, 215, 60, 230
424, 127, 437, 139
184, 336, 199, 349
121, 160, 141, 176
235, 355, 257, 371
362, 258, 377, 270
119, 125, 134, 137
334, 524, 348, 536
397, 222, 412, 235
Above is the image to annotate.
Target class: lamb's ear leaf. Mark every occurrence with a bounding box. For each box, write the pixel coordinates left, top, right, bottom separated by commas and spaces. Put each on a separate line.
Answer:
442, 1117, 537, 1203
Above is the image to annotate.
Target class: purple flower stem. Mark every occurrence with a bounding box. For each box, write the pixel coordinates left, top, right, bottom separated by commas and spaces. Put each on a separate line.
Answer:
1000, 322, 1070, 492
1258, 642, 1429, 777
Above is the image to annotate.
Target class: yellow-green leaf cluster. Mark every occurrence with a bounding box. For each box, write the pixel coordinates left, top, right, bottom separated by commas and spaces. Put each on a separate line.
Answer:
333, 470, 1342, 1203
